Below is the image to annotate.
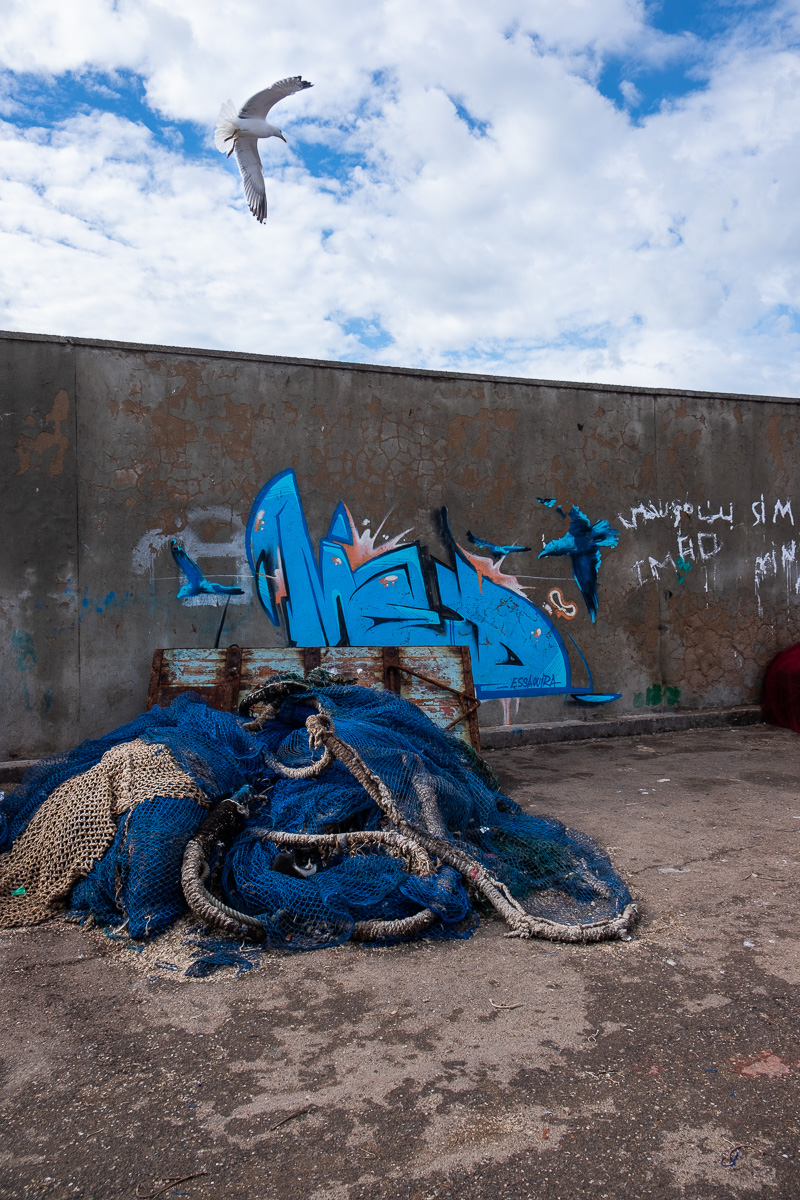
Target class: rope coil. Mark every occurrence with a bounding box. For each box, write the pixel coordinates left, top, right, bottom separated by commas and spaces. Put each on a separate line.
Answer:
180, 706, 636, 946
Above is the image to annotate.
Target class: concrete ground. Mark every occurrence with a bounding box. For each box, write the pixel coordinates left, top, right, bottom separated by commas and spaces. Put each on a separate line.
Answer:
1, 723, 798, 1200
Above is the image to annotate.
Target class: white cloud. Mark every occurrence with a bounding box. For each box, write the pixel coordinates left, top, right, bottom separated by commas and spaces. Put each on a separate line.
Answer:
619, 79, 642, 106
1, 1, 800, 395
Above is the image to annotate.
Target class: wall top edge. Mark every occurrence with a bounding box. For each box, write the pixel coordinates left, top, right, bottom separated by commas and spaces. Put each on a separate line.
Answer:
2, 327, 799, 406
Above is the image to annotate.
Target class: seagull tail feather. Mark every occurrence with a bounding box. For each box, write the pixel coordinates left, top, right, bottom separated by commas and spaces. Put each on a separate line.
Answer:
214, 100, 240, 154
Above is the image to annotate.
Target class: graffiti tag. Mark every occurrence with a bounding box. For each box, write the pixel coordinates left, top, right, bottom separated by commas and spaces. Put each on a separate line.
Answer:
245, 470, 614, 703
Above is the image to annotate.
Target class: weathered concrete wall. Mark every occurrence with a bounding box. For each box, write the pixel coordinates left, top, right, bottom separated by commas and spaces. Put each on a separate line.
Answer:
2, 330, 799, 758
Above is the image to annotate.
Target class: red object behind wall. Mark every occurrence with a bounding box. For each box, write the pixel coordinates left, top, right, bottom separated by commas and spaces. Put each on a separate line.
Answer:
762, 644, 800, 733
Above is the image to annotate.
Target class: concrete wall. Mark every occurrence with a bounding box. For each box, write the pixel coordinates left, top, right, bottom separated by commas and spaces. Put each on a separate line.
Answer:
2, 329, 799, 759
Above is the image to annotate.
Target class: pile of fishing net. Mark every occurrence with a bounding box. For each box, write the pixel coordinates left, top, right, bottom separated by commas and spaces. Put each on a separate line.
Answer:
0, 675, 635, 952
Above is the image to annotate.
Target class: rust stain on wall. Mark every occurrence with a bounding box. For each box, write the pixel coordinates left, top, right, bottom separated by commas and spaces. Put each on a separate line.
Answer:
15, 389, 70, 477
145, 358, 212, 407
549, 453, 576, 489
665, 425, 703, 468
765, 412, 787, 478
636, 452, 656, 492
592, 429, 624, 451
446, 408, 518, 486
114, 468, 139, 488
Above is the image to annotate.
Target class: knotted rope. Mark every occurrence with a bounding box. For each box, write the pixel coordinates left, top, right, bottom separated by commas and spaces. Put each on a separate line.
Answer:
181, 704, 636, 945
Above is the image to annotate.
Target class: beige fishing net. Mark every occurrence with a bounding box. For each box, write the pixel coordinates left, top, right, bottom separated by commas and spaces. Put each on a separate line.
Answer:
0, 739, 207, 928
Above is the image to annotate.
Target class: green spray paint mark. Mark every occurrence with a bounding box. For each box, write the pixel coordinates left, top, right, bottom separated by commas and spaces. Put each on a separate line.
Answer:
634, 685, 681, 709
676, 557, 693, 585
12, 630, 36, 672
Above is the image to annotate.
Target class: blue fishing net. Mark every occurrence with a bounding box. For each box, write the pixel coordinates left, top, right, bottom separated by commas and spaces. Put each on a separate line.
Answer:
219, 830, 475, 950
0, 694, 263, 855
0, 684, 633, 954
70, 795, 208, 938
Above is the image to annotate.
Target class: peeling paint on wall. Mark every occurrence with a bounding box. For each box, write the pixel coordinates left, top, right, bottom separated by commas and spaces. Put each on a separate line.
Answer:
15, 389, 70, 477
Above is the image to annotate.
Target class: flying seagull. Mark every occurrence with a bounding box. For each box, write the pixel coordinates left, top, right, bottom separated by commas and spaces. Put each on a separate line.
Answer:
538, 507, 619, 623
171, 539, 245, 600
215, 76, 313, 222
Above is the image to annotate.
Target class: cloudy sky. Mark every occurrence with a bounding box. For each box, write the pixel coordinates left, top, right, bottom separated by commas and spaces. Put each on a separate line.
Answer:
2, 0, 800, 395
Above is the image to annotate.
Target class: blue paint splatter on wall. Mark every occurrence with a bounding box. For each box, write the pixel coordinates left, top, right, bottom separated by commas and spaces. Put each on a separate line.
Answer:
59, 581, 133, 620
245, 470, 613, 703
539, 507, 619, 623
537, 497, 567, 519
12, 630, 36, 672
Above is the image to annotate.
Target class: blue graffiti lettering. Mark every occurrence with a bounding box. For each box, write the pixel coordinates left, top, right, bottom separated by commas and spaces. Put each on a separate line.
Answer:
246, 470, 603, 701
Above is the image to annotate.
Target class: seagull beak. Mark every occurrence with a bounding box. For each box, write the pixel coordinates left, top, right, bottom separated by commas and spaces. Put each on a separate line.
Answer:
278, 132, 287, 142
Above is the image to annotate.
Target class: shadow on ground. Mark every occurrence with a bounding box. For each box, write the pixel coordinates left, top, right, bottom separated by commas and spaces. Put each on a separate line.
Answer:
1, 724, 798, 1199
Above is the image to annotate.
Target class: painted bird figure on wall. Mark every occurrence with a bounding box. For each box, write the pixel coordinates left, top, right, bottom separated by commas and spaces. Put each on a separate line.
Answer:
538, 507, 619, 622
170, 540, 244, 600
536, 497, 567, 519
215, 76, 313, 222
466, 531, 531, 559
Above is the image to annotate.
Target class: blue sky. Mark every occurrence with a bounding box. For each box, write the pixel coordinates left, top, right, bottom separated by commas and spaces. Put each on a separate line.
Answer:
598, 0, 789, 115
2, 0, 800, 395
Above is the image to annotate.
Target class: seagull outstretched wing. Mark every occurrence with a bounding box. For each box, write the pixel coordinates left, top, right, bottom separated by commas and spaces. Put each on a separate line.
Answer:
171, 540, 205, 590
238, 76, 313, 120
234, 139, 267, 222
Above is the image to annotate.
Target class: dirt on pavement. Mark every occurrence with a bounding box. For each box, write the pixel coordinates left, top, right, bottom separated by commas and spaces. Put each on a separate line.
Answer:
1, 723, 798, 1200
